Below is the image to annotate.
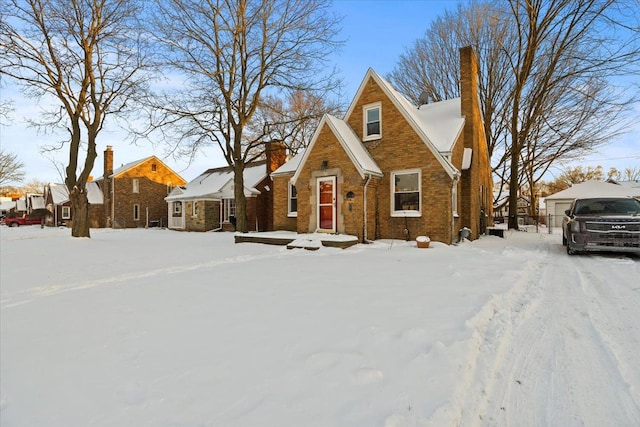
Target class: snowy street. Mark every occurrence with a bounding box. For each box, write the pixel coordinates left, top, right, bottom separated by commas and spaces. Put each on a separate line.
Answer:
1, 226, 639, 427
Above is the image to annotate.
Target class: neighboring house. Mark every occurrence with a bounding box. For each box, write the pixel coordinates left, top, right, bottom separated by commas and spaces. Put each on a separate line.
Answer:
11, 193, 45, 216
166, 146, 286, 232
545, 180, 640, 228
492, 191, 532, 224
95, 146, 187, 228
271, 46, 493, 244
44, 182, 104, 227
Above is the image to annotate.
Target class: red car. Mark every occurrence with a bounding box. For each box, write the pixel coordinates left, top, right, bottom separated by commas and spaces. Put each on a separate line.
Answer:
3, 214, 43, 227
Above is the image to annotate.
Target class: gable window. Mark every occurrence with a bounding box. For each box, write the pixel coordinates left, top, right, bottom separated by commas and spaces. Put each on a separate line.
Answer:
288, 183, 298, 217
132, 179, 139, 193
61, 206, 71, 219
391, 169, 421, 217
363, 103, 381, 141
151, 163, 157, 172
133, 204, 140, 221
174, 201, 182, 214
223, 198, 236, 222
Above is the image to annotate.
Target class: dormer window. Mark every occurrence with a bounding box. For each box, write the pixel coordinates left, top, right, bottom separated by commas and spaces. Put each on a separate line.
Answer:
363, 102, 381, 141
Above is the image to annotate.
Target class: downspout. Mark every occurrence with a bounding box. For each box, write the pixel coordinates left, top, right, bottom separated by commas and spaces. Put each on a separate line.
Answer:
363, 174, 372, 243
451, 174, 459, 245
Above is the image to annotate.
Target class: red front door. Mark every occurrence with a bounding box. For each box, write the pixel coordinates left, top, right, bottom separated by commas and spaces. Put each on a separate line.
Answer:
317, 176, 336, 232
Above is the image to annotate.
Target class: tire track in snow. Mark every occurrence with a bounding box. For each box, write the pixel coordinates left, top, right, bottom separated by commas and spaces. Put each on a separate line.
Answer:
1, 250, 289, 309
445, 243, 640, 427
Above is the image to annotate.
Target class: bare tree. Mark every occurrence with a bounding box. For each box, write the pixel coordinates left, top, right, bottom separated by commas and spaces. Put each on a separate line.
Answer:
388, 0, 640, 229
149, 0, 342, 232
0, 0, 154, 237
388, 1, 515, 193
245, 90, 343, 157
503, 0, 640, 229
0, 148, 25, 186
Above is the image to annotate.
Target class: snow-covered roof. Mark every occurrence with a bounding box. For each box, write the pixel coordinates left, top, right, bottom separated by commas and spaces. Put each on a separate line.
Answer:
271, 152, 304, 176
545, 180, 640, 201
0, 200, 16, 212
165, 162, 267, 201
30, 194, 45, 210
344, 69, 462, 179
291, 114, 383, 185
47, 182, 104, 205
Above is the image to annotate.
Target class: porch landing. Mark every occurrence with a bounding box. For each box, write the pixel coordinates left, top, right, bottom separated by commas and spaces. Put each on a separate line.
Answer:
234, 231, 359, 249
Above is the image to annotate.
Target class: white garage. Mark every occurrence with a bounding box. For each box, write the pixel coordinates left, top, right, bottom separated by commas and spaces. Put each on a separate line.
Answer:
545, 180, 640, 228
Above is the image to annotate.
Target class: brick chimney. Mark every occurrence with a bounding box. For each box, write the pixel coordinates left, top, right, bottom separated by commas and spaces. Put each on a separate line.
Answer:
459, 46, 480, 150
265, 141, 287, 174
104, 145, 114, 179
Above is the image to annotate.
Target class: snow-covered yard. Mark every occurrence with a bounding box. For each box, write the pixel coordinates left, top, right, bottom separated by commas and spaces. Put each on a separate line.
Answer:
1, 225, 639, 427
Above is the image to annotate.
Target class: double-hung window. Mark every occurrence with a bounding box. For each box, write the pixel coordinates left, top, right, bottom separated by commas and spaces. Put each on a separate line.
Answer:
174, 201, 182, 214
288, 183, 298, 217
132, 179, 139, 194
191, 200, 198, 217
363, 103, 381, 141
391, 169, 421, 216
61, 206, 71, 219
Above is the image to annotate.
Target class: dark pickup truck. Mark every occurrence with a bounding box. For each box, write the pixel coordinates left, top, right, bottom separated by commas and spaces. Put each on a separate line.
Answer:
3, 214, 44, 227
563, 196, 640, 255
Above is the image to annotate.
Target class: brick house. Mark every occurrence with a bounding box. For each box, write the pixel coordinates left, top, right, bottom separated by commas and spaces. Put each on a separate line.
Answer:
44, 182, 104, 227
96, 146, 187, 228
165, 145, 286, 232
271, 46, 493, 244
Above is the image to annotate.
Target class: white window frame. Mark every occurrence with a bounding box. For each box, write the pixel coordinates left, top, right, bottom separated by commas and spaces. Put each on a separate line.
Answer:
288, 183, 298, 217
391, 169, 421, 217
191, 200, 198, 217
223, 198, 236, 222
132, 178, 139, 193
133, 204, 140, 221
61, 206, 71, 219
363, 102, 382, 141
174, 201, 182, 214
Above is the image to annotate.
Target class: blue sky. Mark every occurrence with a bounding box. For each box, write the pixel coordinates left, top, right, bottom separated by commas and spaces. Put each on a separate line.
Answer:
1, 0, 638, 185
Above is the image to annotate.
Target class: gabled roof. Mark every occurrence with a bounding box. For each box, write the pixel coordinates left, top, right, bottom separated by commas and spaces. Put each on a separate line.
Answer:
291, 114, 383, 185
165, 161, 267, 201
545, 180, 640, 201
109, 155, 185, 183
344, 68, 462, 179
47, 182, 104, 205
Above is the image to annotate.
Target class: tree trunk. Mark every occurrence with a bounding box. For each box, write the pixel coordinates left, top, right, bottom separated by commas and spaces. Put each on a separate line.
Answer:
233, 161, 248, 233
70, 187, 91, 238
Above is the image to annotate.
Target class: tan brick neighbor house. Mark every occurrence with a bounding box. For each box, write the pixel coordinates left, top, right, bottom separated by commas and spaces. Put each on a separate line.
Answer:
96, 146, 187, 228
271, 46, 493, 244
165, 145, 286, 232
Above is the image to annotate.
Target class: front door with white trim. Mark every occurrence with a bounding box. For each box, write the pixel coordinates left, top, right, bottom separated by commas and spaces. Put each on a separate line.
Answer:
317, 176, 336, 232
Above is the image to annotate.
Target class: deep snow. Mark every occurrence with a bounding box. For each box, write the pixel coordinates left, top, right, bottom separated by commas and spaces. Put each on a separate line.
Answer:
1, 225, 639, 427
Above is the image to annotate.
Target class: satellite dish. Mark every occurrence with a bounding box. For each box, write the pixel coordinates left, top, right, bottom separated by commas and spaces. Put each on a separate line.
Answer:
418, 91, 430, 106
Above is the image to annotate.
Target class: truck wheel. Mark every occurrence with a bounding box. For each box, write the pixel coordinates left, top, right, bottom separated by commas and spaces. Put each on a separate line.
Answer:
10, 222, 19, 227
